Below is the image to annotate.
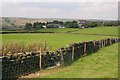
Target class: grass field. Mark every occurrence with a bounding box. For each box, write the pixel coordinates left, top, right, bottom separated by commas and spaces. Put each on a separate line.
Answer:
1, 27, 119, 35
36, 28, 78, 33
0, 28, 77, 33
1, 26, 119, 78
2, 27, 118, 50
37, 43, 118, 78
2, 33, 112, 50
72, 27, 118, 35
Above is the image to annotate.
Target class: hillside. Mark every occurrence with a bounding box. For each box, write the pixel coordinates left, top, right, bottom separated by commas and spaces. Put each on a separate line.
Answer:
0, 17, 51, 30
0, 17, 79, 30
1, 17, 116, 30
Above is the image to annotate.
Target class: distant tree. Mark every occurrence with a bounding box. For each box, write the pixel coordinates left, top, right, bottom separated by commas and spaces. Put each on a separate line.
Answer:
63, 21, 79, 28
33, 22, 45, 29
52, 20, 59, 24
63, 21, 70, 28
112, 21, 118, 26
97, 22, 104, 26
46, 22, 52, 24
25, 23, 32, 30
103, 21, 118, 26
50, 20, 63, 25
58, 21, 64, 25
46, 24, 60, 28
82, 22, 98, 28
91, 22, 98, 27
103, 22, 112, 26
72, 21, 79, 28
118, 21, 120, 26
33, 22, 38, 28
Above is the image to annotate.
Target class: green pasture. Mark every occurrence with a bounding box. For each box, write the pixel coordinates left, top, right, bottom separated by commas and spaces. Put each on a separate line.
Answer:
1, 26, 119, 78
2, 27, 118, 50
72, 27, 118, 35
0, 28, 78, 33
2, 33, 112, 50
1, 27, 119, 36
34, 27, 119, 36
36, 28, 78, 33
38, 43, 118, 78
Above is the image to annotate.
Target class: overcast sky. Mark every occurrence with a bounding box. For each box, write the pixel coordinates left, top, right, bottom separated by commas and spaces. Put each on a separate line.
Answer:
1, 0, 119, 20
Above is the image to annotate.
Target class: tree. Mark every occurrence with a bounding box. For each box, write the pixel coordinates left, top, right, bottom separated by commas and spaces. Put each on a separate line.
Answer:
33, 22, 45, 29
103, 22, 112, 26
51, 20, 64, 25
112, 21, 118, 26
63, 21, 79, 28
33, 22, 38, 28
81, 22, 98, 28
118, 21, 120, 26
25, 23, 32, 30
52, 20, 59, 24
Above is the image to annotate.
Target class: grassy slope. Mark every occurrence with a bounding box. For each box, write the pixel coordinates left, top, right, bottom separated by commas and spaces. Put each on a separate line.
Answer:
39, 43, 118, 78
72, 27, 118, 35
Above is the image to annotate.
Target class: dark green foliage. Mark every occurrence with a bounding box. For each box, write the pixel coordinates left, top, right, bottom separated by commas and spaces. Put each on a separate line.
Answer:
82, 22, 98, 28
46, 20, 64, 28
23, 20, 119, 30
63, 21, 79, 28
51, 20, 63, 25
118, 21, 120, 26
46, 24, 60, 28
25, 23, 32, 30
33, 22, 44, 29
103, 21, 118, 26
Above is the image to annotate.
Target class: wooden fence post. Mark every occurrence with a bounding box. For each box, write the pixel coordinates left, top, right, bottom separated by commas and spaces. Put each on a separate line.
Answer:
39, 47, 42, 69
72, 46, 74, 62
104, 39, 105, 47
102, 40, 104, 48
110, 38, 111, 45
101, 40, 102, 48
115, 38, 116, 43
99, 41, 100, 49
60, 49, 64, 67
101, 40, 103, 48
84, 42, 87, 56
106, 39, 107, 46
93, 41, 96, 52
93, 41, 95, 46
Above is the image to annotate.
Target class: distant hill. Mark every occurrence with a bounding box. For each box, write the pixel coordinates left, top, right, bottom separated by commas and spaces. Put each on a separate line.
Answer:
0, 17, 53, 30
0, 17, 116, 30
0, 17, 78, 30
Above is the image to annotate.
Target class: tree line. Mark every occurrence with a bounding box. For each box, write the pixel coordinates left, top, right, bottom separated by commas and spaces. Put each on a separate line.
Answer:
25, 20, 119, 30
25, 20, 79, 30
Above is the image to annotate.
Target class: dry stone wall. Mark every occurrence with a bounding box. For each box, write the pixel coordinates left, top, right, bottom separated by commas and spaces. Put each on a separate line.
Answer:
1, 38, 120, 79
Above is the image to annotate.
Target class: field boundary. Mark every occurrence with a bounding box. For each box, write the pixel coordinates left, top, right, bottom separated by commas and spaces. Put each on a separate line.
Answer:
1, 38, 120, 79
1, 31, 118, 37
